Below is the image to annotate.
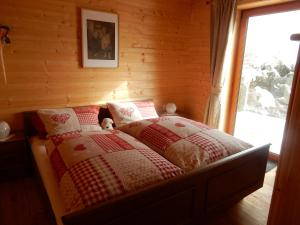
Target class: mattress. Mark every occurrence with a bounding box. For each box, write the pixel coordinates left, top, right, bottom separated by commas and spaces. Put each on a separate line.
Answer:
30, 136, 64, 225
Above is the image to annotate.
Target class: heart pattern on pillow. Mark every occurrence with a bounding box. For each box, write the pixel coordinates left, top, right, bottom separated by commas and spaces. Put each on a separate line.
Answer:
50, 114, 71, 124
38, 106, 102, 136
175, 123, 185, 127
74, 144, 86, 151
107, 101, 159, 127
119, 107, 135, 117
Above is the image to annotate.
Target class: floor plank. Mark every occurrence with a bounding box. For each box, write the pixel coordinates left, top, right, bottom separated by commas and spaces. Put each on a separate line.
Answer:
0, 176, 55, 225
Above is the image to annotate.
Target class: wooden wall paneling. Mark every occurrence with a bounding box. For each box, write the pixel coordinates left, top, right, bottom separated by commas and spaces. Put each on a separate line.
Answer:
0, 0, 211, 130
186, 0, 211, 121
268, 39, 300, 225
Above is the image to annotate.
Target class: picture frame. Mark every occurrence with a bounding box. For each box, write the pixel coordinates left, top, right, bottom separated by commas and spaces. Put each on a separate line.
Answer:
81, 9, 118, 68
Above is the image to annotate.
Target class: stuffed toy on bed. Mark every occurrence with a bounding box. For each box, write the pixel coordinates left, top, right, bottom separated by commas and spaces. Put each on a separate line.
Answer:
101, 118, 114, 130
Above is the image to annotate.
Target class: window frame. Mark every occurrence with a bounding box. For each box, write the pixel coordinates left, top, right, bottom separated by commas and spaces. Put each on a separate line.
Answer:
225, 1, 300, 136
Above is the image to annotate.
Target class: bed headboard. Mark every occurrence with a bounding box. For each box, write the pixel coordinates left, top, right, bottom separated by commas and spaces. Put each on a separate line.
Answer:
23, 111, 39, 138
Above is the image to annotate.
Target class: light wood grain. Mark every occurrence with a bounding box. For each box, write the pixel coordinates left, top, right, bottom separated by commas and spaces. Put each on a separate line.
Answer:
0, 0, 210, 130
268, 45, 300, 225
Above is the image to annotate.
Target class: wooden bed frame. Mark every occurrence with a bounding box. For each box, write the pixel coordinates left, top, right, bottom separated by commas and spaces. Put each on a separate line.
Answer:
24, 112, 270, 225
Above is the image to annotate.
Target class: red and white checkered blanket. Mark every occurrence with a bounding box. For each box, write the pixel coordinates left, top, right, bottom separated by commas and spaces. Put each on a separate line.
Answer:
119, 116, 253, 171
45, 130, 182, 214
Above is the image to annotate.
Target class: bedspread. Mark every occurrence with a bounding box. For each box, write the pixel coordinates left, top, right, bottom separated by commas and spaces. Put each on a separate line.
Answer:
119, 116, 253, 171
45, 130, 182, 214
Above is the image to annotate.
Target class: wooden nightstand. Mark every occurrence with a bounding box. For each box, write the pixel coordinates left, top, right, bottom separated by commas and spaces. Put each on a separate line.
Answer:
0, 132, 32, 181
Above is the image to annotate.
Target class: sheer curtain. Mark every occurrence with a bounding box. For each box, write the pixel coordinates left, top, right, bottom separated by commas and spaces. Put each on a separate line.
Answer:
205, 0, 237, 128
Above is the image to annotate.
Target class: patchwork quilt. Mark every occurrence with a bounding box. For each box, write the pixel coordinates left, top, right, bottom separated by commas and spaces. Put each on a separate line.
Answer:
45, 130, 182, 214
119, 116, 253, 171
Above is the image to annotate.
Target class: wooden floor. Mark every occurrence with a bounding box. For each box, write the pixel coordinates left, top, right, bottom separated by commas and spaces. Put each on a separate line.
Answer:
0, 168, 276, 225
0, 177, 56, 225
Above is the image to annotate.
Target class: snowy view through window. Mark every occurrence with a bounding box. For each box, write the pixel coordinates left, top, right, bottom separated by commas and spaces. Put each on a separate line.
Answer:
234, 10, 300, 154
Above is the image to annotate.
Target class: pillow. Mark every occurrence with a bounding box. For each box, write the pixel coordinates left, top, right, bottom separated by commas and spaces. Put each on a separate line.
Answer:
37, 105, 102, 136
134, 101, 159, 119
73, 105, 102, 132
107, 100, 159, 127
37, 108, 81, 136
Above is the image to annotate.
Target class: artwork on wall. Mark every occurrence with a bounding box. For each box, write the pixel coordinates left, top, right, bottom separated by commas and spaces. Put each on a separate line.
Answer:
81, 9, 118, 68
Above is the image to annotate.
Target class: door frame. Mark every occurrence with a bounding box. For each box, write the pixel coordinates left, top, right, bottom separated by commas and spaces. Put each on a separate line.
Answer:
225, 1, 300, 160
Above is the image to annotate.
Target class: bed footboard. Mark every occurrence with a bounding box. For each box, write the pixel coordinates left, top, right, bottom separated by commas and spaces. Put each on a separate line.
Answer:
62, 144, 269, 225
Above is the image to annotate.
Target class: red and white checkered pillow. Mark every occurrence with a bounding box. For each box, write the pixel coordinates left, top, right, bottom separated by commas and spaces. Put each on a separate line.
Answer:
134, 101, 159, 119
107, 100, 159, 127
73, 105, 102, 132
37, 106, 102, 136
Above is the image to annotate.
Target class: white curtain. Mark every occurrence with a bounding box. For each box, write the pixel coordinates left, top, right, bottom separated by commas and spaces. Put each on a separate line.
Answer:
205, 0, 237, 128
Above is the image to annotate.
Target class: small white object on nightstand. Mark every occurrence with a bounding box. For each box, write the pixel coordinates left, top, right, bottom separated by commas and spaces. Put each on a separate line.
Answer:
0, 121, 10, 139
161, 103, 178, 116
165, 103, 177, 114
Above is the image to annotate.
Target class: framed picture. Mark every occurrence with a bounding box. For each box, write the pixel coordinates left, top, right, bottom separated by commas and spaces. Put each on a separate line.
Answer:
81, 9, 118, 68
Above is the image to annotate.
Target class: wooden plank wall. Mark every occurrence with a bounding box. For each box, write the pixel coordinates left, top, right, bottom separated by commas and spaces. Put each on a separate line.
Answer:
0, 0, 210, 130
268, 41, 300, 225
187, 0, 211, 121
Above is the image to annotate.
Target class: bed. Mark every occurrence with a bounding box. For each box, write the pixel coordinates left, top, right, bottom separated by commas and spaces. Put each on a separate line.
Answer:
23, 104, 270, 225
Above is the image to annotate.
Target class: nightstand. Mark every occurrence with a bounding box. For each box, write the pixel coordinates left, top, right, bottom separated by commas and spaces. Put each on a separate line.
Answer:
0, 132, 32, 181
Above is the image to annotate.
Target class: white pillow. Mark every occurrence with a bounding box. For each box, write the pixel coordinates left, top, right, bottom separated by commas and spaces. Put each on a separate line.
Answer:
37, 106, 102, 136
37, 108, 81, 136
134, 100, 159, 119
107, 102, 143, 127
107, 100, 159, 127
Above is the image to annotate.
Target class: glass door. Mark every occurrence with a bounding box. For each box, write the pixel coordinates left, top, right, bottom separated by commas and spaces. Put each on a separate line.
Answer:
233, 7, 300, 156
